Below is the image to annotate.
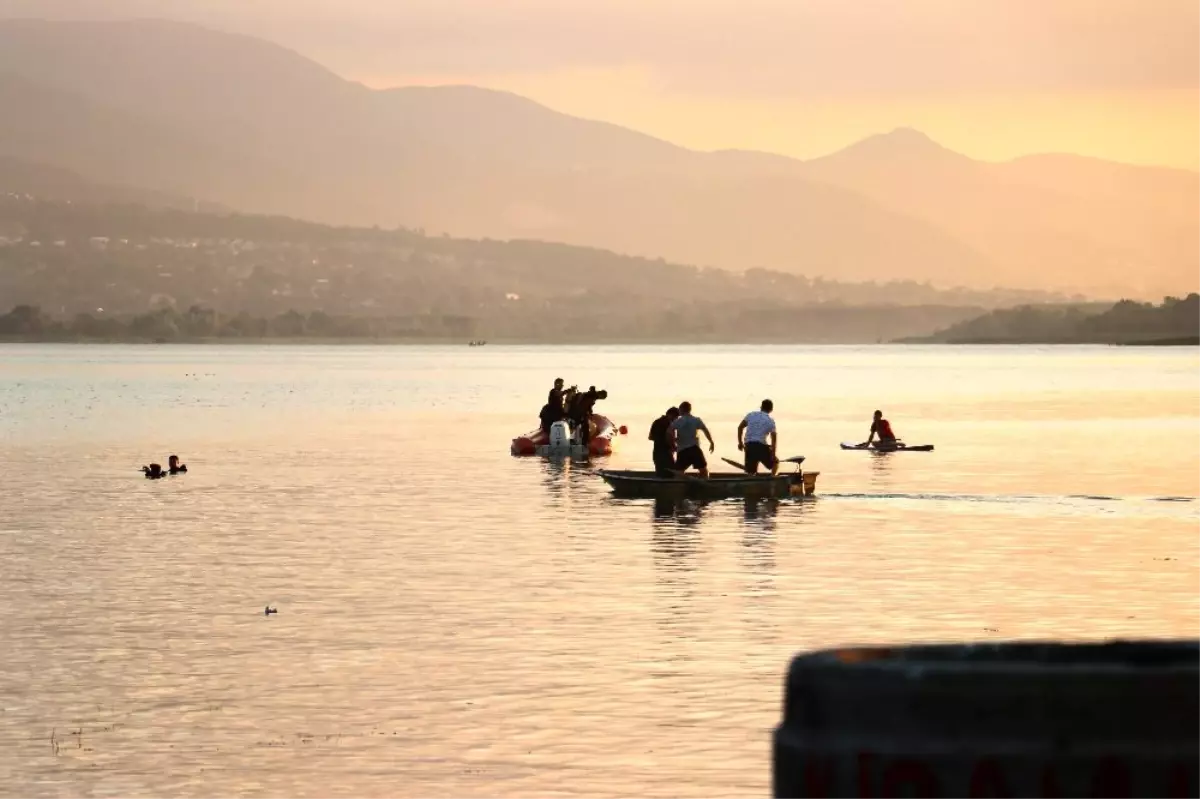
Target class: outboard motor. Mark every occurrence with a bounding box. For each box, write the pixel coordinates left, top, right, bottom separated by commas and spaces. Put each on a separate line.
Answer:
548, 420, 572, 449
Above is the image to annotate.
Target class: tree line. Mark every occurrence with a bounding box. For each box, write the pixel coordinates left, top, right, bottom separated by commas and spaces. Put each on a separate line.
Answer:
908, 295, 1200, 344
0, 302, 994, 343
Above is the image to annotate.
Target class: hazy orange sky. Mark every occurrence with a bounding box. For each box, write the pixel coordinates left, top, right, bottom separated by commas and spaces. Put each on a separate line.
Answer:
8, 0, 1199, 168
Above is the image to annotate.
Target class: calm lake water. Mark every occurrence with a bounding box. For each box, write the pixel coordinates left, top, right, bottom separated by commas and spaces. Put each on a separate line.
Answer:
0, 344, 1196, 797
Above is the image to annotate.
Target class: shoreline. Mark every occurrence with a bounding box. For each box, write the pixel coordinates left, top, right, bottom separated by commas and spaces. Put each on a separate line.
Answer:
0, 338, 900, 346
0, 337, 1196, 347
895, 337, 1199, 347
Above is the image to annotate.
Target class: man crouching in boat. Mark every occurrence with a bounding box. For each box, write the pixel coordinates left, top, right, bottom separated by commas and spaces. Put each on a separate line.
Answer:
570, 386, 607, 448
862, 409, 899, 449
670, 401, 715, 477
649, 406, 680, 476
737, 399, 778, 474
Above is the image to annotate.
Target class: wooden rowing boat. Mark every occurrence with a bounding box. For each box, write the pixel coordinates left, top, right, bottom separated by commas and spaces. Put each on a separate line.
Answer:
598, 469, 820, 499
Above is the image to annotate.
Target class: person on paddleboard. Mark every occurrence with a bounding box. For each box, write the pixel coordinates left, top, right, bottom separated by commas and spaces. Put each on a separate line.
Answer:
737, 399, 779, 474
649, 406, 680, 476
670, 401, 715, 477
863, 409, 899, 448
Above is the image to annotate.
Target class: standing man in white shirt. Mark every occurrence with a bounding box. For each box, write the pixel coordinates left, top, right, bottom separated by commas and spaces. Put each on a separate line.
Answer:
737, 399, 778, 474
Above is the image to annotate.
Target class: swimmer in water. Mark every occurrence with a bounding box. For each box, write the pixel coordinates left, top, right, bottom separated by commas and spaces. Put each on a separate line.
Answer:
168, 455, 187, 474
142, 463, 165, 479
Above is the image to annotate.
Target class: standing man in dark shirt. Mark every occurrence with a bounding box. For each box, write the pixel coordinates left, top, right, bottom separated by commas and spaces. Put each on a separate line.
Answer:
541, 377, 567, 436
547, 378, 566, 414
649, 406, 680, 476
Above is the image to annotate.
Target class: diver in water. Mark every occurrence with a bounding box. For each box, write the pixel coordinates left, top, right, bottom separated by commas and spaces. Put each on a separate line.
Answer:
142, 456, 187, 478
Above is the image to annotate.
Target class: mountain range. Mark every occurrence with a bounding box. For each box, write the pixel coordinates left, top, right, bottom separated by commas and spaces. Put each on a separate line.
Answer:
0, 17, 1195, 297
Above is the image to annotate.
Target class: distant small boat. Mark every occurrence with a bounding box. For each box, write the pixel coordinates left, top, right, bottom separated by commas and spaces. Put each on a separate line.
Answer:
598, 466, 819, 499
468, 340, 487, 347
841, 441, 934, 452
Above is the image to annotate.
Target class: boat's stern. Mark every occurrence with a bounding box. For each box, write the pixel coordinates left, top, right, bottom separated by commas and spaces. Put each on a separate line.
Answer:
788, 471, 820, 496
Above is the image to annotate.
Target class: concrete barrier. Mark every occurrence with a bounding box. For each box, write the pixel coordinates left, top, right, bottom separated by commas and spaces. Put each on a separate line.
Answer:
773, 640, 1198, 798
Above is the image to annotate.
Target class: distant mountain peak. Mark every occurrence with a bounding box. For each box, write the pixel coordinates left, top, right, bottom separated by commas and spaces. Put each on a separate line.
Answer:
822, 127, 970, 165
0, 16, 1189, 297
882, 126, 937, 142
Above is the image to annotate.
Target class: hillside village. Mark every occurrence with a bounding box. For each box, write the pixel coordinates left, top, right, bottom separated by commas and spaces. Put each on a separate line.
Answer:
0, 194, 1077, 342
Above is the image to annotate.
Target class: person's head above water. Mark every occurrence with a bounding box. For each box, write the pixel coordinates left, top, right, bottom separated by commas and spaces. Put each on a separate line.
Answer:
761, 399, 773, 413
169, 455, 179, 466
679, 401, 693, 415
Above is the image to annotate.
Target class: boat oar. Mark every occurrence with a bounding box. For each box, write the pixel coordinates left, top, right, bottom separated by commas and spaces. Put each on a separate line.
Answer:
722, 455, 804, 473
721, 456, 752, 473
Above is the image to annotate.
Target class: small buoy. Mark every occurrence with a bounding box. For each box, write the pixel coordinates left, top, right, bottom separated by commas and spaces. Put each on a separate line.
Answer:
264, 606, 277, 616
618, 425, 628, 435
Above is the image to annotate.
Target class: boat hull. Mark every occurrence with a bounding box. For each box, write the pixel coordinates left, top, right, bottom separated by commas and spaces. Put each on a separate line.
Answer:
598, 469, 820, 499
512, 414, 622, 457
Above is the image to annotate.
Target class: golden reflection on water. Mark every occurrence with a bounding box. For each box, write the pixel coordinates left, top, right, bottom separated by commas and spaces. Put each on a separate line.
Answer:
0, 344, 1196, 797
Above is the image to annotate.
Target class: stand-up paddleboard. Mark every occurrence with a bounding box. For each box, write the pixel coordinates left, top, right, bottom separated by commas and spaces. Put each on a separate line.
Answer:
841, 442, 934, 452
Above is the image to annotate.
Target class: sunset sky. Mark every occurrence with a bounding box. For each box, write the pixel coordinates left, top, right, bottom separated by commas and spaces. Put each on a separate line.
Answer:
8, 0, 1199, 168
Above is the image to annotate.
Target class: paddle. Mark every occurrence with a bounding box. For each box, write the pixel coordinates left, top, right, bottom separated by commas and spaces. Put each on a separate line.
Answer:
722, 455, 804, 473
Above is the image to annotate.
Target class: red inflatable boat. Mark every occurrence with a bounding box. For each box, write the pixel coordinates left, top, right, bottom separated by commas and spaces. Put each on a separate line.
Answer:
511, 415, 627, 457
